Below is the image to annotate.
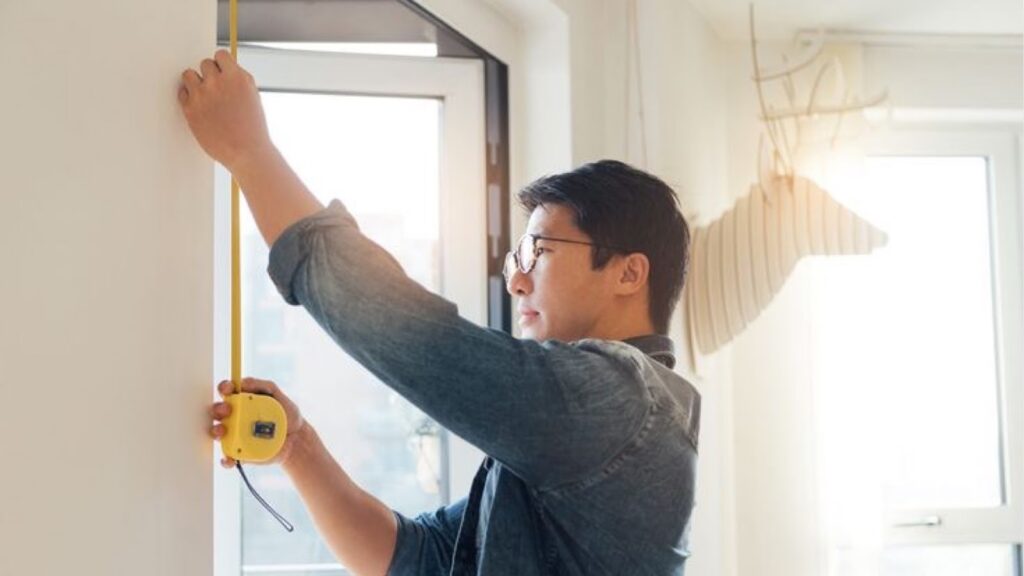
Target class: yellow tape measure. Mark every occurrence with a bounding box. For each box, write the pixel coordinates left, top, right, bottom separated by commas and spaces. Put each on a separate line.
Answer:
219, 0, 288, 464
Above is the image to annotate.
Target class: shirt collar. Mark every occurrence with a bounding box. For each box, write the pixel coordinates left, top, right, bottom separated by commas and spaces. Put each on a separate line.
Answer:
621, 334, 676, 370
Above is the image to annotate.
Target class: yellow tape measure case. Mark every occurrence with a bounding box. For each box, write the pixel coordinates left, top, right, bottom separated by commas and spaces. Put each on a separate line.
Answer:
221, 393, 288, 463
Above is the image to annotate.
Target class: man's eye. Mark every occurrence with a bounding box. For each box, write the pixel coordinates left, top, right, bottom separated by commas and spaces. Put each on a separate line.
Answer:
535, 247, 548, 255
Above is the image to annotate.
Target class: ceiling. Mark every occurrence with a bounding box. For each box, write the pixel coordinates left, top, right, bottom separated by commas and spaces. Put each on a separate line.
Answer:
687, 0, 1024, 41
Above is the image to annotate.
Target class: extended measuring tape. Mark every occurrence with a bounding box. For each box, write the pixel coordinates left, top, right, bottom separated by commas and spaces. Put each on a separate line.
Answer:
217, 0, 293, 532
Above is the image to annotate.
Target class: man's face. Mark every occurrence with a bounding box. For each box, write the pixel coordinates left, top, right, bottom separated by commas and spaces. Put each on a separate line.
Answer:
506, 204, 618, 342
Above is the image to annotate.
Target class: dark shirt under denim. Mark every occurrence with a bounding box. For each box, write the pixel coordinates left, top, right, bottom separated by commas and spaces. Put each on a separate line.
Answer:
268, 200, 701, 575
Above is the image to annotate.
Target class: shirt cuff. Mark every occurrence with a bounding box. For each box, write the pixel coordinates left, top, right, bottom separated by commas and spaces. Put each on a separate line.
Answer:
266, 199, 353, 306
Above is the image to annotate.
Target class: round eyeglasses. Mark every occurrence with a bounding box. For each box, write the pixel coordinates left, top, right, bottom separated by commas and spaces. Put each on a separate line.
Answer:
502, 233, 630, 283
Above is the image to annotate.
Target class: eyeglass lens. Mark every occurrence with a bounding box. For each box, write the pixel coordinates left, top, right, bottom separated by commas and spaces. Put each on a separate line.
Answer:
503, 235, 536, 282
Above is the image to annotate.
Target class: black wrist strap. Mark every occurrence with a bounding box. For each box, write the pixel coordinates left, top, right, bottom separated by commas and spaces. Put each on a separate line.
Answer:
237, 462, 295, 532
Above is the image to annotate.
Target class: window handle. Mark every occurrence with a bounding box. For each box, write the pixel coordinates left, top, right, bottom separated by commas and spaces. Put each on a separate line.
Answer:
892, 515, 942, 528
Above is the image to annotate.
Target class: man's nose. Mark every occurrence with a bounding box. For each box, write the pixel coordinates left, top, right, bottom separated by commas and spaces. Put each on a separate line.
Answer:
505, 266, 532, 296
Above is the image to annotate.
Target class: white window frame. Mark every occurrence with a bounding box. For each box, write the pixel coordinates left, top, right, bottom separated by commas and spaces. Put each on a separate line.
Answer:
863, 127, 1024, 550
213, 47, 488, 576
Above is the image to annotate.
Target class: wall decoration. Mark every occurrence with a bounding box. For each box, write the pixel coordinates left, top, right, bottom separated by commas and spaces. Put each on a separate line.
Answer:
682, 6, 890, 363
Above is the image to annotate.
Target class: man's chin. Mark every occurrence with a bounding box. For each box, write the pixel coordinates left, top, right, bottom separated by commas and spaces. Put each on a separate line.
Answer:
520, 325, 544, 341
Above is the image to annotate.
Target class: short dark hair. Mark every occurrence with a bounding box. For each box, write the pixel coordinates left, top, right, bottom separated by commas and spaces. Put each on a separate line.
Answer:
517, 159, 690, 335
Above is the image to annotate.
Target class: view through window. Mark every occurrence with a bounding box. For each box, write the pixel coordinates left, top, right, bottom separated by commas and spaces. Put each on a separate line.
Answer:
814, 153, 1016, 575
238, 91, 446, 574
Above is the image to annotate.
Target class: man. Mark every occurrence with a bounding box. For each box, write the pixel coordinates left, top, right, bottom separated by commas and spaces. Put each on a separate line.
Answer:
186, 50, 700, 576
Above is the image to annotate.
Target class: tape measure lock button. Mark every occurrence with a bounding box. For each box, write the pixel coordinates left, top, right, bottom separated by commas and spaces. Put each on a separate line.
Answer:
252, 421, 276, 439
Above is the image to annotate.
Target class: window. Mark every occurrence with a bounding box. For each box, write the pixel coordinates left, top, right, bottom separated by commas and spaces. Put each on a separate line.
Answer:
213, 47, 488, 575
243, 91, 444, 573
212, 3, 510, 574
813, 130, 1023, 574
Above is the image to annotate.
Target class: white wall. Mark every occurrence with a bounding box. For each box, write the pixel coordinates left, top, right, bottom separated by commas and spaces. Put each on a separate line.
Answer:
865, 45, 1023, 112
0, 1, 215, 574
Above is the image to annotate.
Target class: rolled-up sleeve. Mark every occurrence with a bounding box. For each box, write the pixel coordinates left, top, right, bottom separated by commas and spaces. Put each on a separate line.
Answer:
266, 200, 652, 488
386, 499, 466, 575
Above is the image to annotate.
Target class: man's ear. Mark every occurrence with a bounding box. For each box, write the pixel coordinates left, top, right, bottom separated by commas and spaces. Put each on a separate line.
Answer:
615, 253, 650, 296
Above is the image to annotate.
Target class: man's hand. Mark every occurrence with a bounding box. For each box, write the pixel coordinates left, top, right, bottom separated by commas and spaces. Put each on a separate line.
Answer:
211, 377, 400, 575
209, 377, 307, 468
178, 50, 273, 171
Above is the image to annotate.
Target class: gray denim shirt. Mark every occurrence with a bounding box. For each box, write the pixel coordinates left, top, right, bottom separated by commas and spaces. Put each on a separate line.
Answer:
268, 200, 701, 575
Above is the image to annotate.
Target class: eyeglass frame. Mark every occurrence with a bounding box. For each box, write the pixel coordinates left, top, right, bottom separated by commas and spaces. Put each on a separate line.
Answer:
502, 233, 632, 283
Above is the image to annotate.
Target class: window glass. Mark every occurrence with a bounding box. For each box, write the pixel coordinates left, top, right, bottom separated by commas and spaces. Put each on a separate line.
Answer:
818, 156, 1004, 514
237, 91, 444, 572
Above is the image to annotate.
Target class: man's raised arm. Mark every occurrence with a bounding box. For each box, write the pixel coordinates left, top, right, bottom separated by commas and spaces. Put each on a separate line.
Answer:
180, 51, 652, 490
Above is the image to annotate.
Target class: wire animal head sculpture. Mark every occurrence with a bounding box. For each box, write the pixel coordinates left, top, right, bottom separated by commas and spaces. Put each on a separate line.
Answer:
681, 6, 890, 366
